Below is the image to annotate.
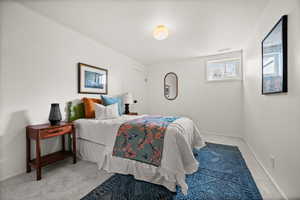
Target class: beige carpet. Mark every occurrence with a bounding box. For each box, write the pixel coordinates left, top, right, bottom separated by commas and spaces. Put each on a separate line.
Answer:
0, 159, 112, 200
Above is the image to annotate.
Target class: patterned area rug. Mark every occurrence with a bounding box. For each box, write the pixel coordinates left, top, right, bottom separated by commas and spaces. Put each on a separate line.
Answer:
81, 143, 262, 200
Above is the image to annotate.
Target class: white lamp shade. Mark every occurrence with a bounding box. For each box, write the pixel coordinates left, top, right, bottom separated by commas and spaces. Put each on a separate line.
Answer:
123, 93, 133, 104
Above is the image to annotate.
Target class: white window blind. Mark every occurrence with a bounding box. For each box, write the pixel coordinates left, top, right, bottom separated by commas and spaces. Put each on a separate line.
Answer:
206, 54, 242, 81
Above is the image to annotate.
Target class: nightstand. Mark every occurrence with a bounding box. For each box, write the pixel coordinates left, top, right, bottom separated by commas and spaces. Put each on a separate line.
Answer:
126, 112, 138, 115
26, 122, 76, 180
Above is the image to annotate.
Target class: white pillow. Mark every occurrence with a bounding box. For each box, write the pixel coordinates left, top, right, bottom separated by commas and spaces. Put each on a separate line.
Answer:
102, 93, 126, 114
94, 103, 120, 120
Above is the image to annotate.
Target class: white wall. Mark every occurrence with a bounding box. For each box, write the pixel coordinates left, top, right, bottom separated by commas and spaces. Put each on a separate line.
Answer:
0, 0, 4, 183
147, 51, 243, 138
243, 0, 300, 199
1, 2, 300, 199
0, 1, 148, 181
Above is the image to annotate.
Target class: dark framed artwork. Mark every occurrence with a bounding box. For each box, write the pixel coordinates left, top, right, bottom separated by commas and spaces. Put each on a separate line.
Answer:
78, 63, 108, 94
262, 15, 288, 94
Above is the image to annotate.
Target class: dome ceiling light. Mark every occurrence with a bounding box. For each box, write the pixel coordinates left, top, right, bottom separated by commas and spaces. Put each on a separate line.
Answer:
153, 25, 169, 40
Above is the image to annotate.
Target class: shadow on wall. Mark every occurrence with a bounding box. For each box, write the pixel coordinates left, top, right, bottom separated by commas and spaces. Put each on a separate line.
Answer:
1, 110, 30, 180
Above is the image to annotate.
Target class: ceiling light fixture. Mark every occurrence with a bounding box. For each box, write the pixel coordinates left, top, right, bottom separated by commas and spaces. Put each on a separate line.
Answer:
153, 25, 169, 40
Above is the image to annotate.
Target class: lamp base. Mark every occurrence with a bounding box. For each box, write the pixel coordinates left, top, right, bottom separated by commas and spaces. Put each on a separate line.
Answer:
49, 120, 61, 126
124, 104, 130, 114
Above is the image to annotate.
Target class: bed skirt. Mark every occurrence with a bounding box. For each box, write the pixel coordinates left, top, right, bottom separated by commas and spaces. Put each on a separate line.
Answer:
77, 138, 198, 194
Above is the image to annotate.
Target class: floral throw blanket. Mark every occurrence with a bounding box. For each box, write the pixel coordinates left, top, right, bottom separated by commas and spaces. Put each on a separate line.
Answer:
112, 116, 179, 167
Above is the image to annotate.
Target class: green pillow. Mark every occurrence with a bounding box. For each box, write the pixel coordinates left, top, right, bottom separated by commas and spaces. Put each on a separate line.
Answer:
67, 101, 85, 122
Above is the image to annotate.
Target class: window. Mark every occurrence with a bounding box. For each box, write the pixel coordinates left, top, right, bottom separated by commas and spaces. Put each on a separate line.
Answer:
206, 56, 242, 81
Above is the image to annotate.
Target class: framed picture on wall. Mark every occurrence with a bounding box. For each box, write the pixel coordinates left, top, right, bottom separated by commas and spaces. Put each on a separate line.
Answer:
262, 15, 288, 94
78, 63, 108, 94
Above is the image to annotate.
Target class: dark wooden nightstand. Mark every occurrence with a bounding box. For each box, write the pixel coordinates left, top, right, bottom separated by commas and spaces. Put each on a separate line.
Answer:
126, 112, 138, 115
26, 122, 76, 180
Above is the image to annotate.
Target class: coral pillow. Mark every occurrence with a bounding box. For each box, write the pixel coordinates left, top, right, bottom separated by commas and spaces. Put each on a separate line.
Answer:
82, 97, 102, 118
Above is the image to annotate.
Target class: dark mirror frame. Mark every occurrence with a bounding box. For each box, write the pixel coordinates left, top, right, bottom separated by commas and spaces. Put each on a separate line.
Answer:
164, 72, 178, 100
262, 15, 288, 95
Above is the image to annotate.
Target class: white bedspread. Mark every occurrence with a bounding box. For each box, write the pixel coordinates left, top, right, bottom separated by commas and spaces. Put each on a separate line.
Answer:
75, 115, 204, 195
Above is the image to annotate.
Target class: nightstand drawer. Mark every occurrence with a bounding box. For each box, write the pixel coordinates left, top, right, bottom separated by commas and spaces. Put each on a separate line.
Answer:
40, 125, 72, 139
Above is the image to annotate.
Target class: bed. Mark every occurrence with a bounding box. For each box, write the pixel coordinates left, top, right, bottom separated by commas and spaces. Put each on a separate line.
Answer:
74, 114, 204, 195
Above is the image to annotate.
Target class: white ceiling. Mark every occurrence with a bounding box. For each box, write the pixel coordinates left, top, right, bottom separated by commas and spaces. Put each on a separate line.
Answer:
20, 0, 269, 65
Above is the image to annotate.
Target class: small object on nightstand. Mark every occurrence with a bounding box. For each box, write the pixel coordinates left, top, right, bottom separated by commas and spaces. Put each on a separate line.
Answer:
48, 103, 62, 126
124, 93, 134, 114
26, 122, 76, 181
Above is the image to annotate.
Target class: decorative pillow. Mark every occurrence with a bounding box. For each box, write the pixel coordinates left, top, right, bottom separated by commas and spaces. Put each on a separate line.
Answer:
82, 97, 103, 118
101, 95, 122, 115
67, 101, 85, 122
113, 93, 127, 114
94, 103, 120, 120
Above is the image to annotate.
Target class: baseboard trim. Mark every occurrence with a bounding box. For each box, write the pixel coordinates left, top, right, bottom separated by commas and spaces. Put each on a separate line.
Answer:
0, 168, 26, 182
201, 130, 243, 140
243, 139, 288, 200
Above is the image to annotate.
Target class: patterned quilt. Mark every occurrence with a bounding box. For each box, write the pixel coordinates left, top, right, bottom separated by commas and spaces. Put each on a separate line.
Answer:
112, 116, 179, 166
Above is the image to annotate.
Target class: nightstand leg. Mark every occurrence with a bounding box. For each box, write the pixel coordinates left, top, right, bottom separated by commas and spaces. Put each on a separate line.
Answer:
36, 136, 42, 180
62, 135, 65, 152
72, 131, 76, 164
26, 128, 31, 173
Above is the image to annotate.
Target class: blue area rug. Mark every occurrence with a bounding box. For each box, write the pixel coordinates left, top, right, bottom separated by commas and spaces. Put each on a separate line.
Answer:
81, 143, 262, 200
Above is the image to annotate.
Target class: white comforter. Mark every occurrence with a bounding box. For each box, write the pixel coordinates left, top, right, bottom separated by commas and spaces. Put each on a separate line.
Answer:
75, 115, 204, 194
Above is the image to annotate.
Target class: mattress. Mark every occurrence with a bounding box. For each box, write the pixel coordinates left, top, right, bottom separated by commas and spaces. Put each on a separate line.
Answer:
75, 115, 142, 145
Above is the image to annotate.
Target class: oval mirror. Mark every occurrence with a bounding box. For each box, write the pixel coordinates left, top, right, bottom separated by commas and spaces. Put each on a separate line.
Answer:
164, 72, 178, 100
